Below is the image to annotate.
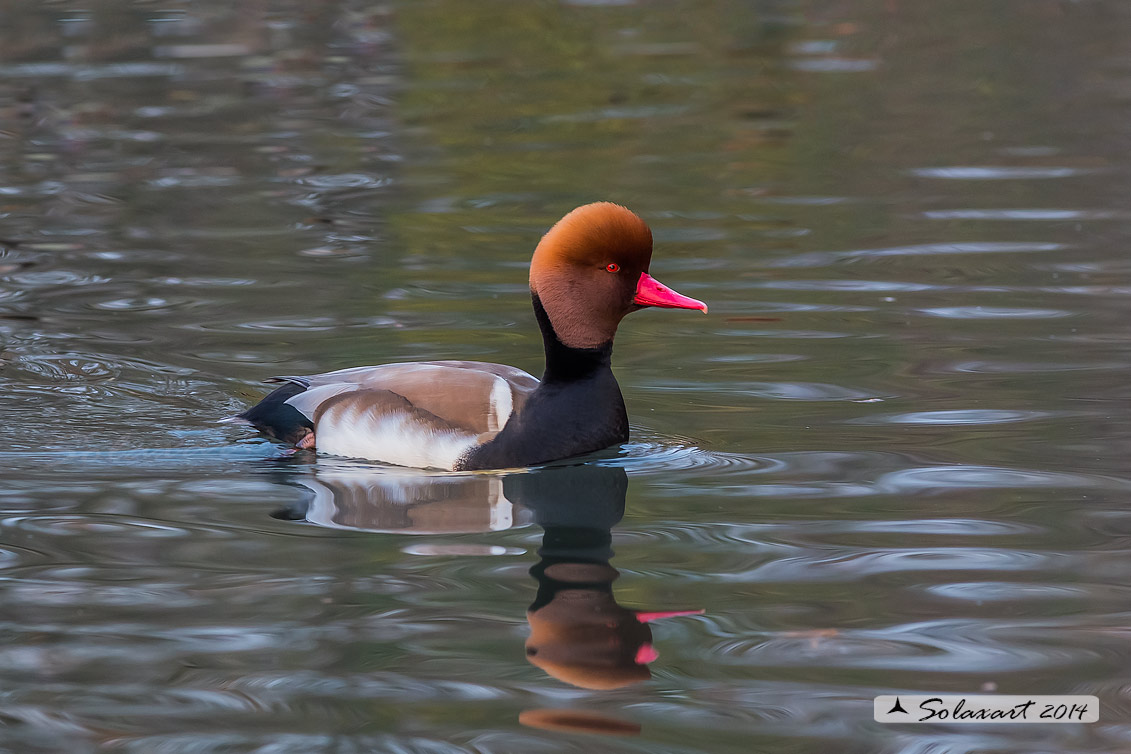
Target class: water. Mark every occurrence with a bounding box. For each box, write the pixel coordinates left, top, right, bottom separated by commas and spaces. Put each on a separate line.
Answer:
2, 1, 1130, 752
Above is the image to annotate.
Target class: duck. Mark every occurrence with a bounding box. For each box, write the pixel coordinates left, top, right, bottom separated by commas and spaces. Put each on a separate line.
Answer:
235, 202, 706, 470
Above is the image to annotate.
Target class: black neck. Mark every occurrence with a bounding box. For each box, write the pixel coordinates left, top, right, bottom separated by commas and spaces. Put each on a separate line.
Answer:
529, 526, 616, 612
457, 298, 627, 470
532, 294, 613, 381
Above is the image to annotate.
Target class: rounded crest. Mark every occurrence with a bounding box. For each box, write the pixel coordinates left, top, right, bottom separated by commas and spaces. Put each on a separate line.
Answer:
528, 203, 653, 349
530, 202, 652, 282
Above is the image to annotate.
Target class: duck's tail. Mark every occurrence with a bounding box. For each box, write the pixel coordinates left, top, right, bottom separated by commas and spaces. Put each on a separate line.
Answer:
235, 381, 314, 445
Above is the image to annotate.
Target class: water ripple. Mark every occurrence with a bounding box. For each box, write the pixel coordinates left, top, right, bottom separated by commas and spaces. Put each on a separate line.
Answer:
720, 517, 1040, 542
0, 61, 185, 78
2, 579, 206, 608
925, 209, 1130, 221
849, 409, 1053, 425
926, 581, 1123, 602
641, 380, 884, 401
0, 444, 279, 470
292, 173, 390, 189
771, 242, 1064, 268
762, 279, 936, 292
8, 354, 120, 381
710, 618, 1103, 672
0, 544, 38, 570
616, 450, 1131, 496
877, 466, 1130, 493
3, 515, 190, 538
911, 166, 1096, 179
915, 306, 1071, 319
945, 359, 1128, 373
725, 548, 1056, 583
94, 296, 197, 312
544, 104, 689, 123
616, 439, 781, 476
223, 669, 511, 703
789, 58, 879, 72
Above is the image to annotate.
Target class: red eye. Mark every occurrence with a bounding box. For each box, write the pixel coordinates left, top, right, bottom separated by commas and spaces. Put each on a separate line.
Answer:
605, 263, 620, 273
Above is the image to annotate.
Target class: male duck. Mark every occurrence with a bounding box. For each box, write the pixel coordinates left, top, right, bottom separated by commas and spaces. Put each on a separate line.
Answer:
237, 202, 706, 470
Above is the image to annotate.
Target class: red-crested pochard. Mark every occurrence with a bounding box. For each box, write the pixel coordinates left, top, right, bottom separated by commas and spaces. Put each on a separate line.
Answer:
236, 202, 706, 469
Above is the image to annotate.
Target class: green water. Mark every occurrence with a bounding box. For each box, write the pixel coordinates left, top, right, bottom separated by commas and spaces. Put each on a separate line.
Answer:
2, 1, 1130, 752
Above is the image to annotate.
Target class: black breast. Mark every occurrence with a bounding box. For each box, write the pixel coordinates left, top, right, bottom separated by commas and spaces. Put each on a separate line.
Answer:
459, 297, 629, 470
461, 372, 628, 470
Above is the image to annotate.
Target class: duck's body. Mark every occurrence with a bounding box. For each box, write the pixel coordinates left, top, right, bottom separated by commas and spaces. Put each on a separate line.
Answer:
237, 203, 705, 470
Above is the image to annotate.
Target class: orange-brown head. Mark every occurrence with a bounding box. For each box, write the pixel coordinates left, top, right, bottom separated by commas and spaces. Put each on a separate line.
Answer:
529, 203, 706, 350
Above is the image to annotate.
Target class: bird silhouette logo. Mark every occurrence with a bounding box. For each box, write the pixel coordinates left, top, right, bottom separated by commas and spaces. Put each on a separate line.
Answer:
887, 698, 909, 714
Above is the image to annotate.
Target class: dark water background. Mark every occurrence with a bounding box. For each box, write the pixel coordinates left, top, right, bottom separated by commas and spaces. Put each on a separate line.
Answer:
2, 1, 1130, 752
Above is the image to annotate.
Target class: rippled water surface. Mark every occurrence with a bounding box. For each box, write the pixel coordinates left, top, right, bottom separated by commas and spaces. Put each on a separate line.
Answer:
3, 1, 1131, 752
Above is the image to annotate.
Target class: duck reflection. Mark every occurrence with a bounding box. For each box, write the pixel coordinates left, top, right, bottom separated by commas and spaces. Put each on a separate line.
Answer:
265, 459, 701, 733
271, 462, 528, 534
508, 465, 702, 691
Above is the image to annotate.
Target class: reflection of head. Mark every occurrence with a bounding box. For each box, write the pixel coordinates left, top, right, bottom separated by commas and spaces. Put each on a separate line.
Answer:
514, 464, 702, 690
526, 560, 653, 690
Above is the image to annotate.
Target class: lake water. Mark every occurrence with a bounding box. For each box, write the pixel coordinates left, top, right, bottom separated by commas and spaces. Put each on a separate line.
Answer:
2, 1, 1130, 752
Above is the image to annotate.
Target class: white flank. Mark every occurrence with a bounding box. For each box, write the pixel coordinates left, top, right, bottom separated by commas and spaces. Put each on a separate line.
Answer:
273, 362, 535, 468
315, 410, 478, 470
488, 376, 514, 432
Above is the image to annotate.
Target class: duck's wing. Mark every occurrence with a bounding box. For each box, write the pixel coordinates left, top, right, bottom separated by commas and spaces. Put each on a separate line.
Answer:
278, 361, 539, 469
285, 361, 538, 433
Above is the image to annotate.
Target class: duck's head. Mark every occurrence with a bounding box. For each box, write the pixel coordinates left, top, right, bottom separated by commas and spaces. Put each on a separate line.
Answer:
529, 202, 707, 350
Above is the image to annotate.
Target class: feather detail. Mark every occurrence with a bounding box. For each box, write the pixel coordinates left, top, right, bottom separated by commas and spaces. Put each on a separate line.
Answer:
300, 389, 480, 470
265, 361, 536, 468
